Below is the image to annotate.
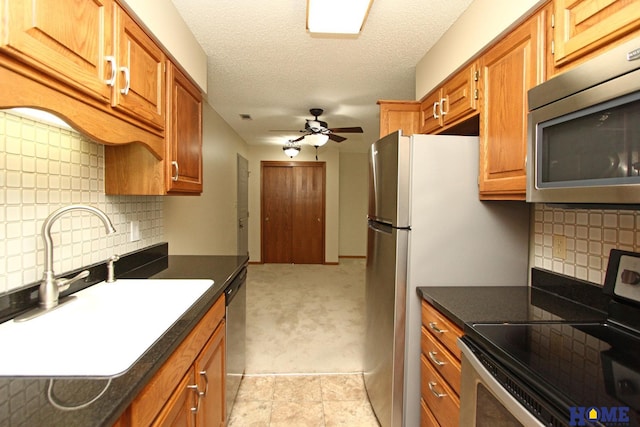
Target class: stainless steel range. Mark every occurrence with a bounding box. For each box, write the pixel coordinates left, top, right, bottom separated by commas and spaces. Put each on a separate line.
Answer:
460, 249, 640, 427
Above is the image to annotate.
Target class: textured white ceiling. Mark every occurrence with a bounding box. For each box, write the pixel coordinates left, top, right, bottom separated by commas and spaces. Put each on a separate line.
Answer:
170, 0, 473, 153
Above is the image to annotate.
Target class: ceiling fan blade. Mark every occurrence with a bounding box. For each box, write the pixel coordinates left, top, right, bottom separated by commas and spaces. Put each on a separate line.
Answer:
328, 127, 363, 133
328, 133, 347, 143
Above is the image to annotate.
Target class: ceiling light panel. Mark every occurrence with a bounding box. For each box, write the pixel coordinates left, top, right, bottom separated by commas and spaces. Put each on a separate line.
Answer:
306, 0, 373, 34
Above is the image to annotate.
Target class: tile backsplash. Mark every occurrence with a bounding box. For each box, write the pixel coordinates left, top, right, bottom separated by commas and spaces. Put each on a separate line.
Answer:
0, 110, 164, 295
533, 203, 640, 285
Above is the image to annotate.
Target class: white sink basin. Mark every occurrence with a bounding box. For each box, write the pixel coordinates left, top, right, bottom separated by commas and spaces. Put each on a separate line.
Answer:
0, 278, 214, 377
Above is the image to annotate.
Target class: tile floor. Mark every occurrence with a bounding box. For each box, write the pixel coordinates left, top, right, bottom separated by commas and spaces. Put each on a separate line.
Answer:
227, 373, 380, 426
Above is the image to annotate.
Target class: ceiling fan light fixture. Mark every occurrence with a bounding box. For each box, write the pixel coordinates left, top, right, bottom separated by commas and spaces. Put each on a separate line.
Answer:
305, 133, 329, 147
306, 0, 373, 34
283, 141, 301, 158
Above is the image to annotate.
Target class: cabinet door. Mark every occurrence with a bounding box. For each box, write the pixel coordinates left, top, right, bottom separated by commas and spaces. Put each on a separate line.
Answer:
195, 321, 226, 427
478, 11, 544, 200
113, 5, 165, 131
554, 0, 640, 67
0, 0, 113, 103
419, 90, 442, 134
378, 100, 420, 138
440, 63, 478, 127
167, 63, 203, 193
152, 368, 197, 427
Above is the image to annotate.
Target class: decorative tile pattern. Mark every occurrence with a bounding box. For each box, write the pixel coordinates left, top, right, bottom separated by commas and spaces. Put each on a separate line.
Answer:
228, 374, 380, 427
0, 110, 164, 295
533, 203, 640, 285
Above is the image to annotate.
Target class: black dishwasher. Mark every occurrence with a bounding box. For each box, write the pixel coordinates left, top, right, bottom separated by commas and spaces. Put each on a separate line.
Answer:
225, 265, 246, 419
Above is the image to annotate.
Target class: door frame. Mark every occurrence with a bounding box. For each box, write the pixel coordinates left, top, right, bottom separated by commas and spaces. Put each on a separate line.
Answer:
237, 154, 249, 257
260, 161, 326, 263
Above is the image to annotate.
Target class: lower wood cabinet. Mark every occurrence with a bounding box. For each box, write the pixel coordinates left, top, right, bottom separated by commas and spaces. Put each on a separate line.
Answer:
152, 368, 197, 427
420, 300, 463, 427
116, 295, 226, 427
193, 322, 226, 427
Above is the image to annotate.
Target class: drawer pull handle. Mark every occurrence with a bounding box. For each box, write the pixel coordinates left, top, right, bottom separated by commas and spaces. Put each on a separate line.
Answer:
428, 351, 446, 366
119, 66, 130, 95
199, 370, 209, 396
171, 161, 179, 181
187, 383, 202, 413
105, 56, 116, 87
428, 381, 447, 399
428, 322, 448, 334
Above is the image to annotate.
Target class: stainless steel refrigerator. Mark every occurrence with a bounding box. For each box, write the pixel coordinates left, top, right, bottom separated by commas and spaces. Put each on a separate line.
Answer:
364, 131, 530, 427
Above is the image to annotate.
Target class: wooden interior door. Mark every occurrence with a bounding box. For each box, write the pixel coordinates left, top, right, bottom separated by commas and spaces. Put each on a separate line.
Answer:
261, 161, 325, 264
262, 164, 293, 263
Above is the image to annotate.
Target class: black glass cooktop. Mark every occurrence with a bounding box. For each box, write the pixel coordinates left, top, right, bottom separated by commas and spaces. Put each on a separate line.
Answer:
468, 321, 640, 426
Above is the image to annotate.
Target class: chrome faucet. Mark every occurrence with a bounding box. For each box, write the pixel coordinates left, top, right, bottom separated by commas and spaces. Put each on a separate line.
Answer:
39, 205, 116, 309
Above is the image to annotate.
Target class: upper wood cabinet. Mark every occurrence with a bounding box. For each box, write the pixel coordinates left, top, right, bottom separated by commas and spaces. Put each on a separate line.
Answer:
0, 0, 166, 159
420, 62, 479, 134
478, 7, 547, 200
113, 5, 166, 132
552, 0, 640, 70
0, 0, 114, 104
166, 62, 203, 194
0, 0, 206, 196
377, 100, 420, 138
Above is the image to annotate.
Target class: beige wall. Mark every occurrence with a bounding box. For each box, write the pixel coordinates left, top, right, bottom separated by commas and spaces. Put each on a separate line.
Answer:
415, 0, 544, 99
163, 103, 248, 255
247, 145, 341, 264
121, 0, 208, 93
339, 152, 368, 257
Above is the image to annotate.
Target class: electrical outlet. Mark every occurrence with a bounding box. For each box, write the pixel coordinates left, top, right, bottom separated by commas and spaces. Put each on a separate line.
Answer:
129, 221, 140, 242
552, 235, 566, 259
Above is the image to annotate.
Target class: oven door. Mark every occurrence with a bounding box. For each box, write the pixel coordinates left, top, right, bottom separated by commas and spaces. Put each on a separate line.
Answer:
458, 338, 544, 427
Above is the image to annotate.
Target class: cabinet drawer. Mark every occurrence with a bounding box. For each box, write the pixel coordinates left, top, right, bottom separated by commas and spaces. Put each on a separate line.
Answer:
421, 397, 441, 427
421, 301, 463, 359
421, 326, 461, 396
421, 354, 459, 427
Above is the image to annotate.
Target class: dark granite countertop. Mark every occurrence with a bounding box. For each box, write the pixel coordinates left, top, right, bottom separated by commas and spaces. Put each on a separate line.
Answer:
0, 243, 248, 427
417, 268, 610, 330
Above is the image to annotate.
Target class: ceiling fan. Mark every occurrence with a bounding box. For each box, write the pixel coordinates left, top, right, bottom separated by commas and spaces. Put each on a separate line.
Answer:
273, 108, 363, 144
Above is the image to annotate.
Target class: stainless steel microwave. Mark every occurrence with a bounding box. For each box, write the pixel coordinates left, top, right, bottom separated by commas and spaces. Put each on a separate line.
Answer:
527, 37, 640, 205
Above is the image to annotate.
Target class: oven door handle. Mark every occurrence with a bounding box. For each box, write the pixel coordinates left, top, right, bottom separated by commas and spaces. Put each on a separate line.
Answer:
458, 338, 545, 427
